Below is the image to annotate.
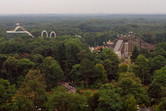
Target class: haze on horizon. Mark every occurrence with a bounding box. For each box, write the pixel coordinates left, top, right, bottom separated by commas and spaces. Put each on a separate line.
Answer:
0, 0, 166, 15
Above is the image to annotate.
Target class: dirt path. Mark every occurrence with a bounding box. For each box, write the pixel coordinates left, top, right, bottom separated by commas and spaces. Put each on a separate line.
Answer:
59, 82, 76, 94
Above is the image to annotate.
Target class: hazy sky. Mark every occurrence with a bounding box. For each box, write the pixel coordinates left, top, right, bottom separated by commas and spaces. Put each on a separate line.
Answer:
0, 0, 166, 14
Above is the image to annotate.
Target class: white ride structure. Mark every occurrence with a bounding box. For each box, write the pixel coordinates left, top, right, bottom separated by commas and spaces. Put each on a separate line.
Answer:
41, 30, 48, 38
6, 23, 34, 38
41, 30, 56, 38
50, 31, 56, 38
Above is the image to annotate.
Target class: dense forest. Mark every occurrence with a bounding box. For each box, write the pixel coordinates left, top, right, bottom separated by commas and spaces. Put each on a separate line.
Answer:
1, 14, 166, 45
0, 15, 166, 111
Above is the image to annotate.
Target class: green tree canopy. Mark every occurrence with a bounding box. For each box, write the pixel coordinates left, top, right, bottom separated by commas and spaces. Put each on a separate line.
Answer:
70, 64, 81, 83
150, 55, 166, 74
153, 66, 166, 87
119, 72, 141, 84
93, 64, 107, 84
27, 54, 44, 67
96, 84, 123, 111
16, 58, 35, 76
123, 96, 137, 111
0, 54, 7, 74
119, 78, 150, 105
148, 81, 162, 99
139, 48, 150, 58
0, 79, 16, 111
46, 86, 87, 111
80, 58, 95, 88
2, 57, 18, 84
2, 57, 35, 85
13, 69, 47, 111
40, 56, 64, 90
88, 92, 100, 111
156, 97, 166, 111
135, 54, 151, 85
131, 45, 139, 62
119, 63, 128, 73
97, 48, 120, 80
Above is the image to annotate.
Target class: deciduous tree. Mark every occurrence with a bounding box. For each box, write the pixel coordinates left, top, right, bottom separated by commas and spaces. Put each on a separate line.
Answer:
96, 84, 123, 111
80, 58, 94, 88
131, 46, 139, 62
46, 86, 87, 111
135, 54, 151, 85
40, 56, 64, 90
0, 79, 16, 111
13, 69, 47, 111
97, 48, 120, 80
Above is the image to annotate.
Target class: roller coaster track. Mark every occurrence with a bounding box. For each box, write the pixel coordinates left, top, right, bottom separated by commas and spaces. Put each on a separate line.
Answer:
113, 40, 123, 52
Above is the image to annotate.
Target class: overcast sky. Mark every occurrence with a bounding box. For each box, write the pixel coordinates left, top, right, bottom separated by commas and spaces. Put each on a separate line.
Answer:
0, 0, 166, 14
